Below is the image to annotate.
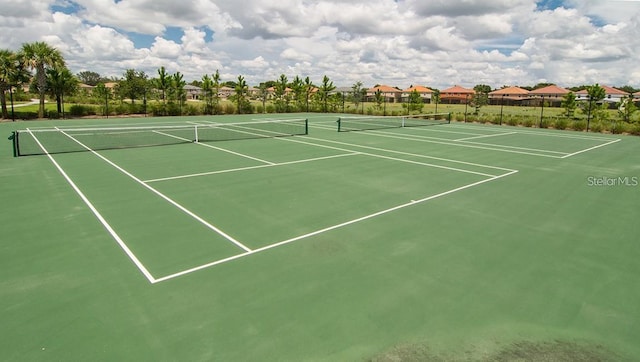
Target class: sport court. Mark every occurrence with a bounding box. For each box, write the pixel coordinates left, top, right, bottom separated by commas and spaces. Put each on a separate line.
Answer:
2, 113, 638, 360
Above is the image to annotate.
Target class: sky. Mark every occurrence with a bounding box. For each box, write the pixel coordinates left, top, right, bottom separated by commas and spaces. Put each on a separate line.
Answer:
1, 0, 639, 89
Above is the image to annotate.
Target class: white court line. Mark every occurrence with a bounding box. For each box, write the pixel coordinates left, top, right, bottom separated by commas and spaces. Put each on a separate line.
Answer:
153, 169, 518, 283
455, 132, 517, 141
560, 138, 622, 158
27, 128, 157, 283
346, 128, 568, 158
446, 123, 614, 141
278, 135, 501, 177
58, 129, 253, 253
154, 130, 275, 165
144, 152, 361, 183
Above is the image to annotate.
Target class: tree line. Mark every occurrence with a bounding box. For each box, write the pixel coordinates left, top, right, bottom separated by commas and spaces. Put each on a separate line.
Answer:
1, 41, 638, 122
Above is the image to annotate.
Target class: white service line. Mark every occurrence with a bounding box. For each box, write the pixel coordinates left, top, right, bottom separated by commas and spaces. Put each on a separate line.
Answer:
154, 130, 275, 165
58, 129, 253, 253
153, 169, 519, 283
560, 138, 622, 158
27, 128, 157, 283
144, 152, 361, 183
455, 132, 517, 141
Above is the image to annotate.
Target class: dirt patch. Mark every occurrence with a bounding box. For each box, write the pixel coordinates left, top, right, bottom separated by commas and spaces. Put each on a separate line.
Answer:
369, 339, 625, 362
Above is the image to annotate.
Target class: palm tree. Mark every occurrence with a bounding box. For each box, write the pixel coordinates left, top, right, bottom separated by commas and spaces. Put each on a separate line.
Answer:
46, 66, 77, 116
0, 49, 25, 119
19, 41, 65, 118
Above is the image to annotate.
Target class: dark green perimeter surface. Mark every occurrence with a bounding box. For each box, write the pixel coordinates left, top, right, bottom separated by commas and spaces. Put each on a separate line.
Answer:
1, 114, 638, 361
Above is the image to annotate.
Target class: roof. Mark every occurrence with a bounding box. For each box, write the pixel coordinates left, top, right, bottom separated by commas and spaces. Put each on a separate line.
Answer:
489, 86, 529, 95
184, 84, 201, 90
441, 85, 475, 94
576, 85, 628, 95
529, 85, 570, 95
403, 85, 434, 93
370, 85, 401, 93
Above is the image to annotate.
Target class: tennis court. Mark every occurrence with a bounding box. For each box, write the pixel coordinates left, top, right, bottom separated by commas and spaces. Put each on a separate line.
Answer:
1, 113, 638, 360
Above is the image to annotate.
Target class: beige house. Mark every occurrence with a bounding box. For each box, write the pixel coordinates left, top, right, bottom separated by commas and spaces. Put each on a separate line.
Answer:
489, 86, 530, 105
367, 85, 402, 103
402, 85, 434, 103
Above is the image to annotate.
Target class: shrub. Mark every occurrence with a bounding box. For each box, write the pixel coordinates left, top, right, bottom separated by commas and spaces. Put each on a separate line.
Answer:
572, 120, 587, 132
266, 104, 275, 113
539, 119, 550, 129
629, 123, 640, 136
589, 121, 604, 133
554, 118, 568, 130
609, 122, 627, 134
522, 119, 534, 128
68, 104, 94, 117
223, 103, 236, 114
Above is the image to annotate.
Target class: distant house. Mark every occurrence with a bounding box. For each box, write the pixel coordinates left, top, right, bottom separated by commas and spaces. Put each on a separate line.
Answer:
440, 85, 475, 104
184, 85, 202, 100
575, 85, 629, 104
529, 85, 570, 106
402, 85, 434, 103
219, 86, 234, 98
367, 85, 402, 103
489, 86, 530, 106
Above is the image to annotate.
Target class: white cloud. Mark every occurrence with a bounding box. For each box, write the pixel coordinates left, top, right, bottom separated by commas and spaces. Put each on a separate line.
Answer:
0, 0, 639, 89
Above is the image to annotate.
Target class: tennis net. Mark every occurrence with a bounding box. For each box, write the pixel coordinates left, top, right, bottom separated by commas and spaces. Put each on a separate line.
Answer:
12, 118, 308, 156
337, 113, 451, 132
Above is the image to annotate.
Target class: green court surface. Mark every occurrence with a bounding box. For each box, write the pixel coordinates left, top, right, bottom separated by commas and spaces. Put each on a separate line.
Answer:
1, 113, 638, 360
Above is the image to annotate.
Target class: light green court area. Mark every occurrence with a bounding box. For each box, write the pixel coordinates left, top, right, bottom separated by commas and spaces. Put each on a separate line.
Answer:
1, 113, 638, 361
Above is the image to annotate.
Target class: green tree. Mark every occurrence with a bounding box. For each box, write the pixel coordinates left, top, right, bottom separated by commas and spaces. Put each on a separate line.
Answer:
471, 84, 490, 115
432, 89, 441, 113
582, 84, 606, 124
201, 74, 214, 115
46, 66, 78, 114
561, 91, 577, 118
257, 83, 269, 113
233, 75, 248, 114
407, 89, 424, 113
19, 41, 65, 118
350, 81, 364, 111
303, 77, 314, 112
618, 94, 637, 123
212, 70, 221, 114
118, 69, 148, 104
318, 75, 336, 113
155, 66, 171, 109
77, 70, 101, 86
0, 49, 29, 119
171, 71, 186, 112
274, 74, 289, 112
291, 75, 305, 111
93, 83, 111, 115
373, 89, 384, 111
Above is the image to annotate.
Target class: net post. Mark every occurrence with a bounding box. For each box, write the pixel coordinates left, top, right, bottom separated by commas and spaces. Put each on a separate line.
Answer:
447, 112, 452, 124
402, 116, 405, 128
194, 125, 199, 142
305, 118, 309, 135
337, 117, 341, 132
11, 131, 18, 157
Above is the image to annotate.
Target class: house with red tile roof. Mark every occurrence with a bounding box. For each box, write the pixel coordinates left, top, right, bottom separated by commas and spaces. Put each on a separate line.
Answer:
440, 85, 475, 104
489, 86, 531, 105
529, 85, 571, 106
367, 85, 402, 103
575, 85, 630, 104
402, 85, 434, 103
